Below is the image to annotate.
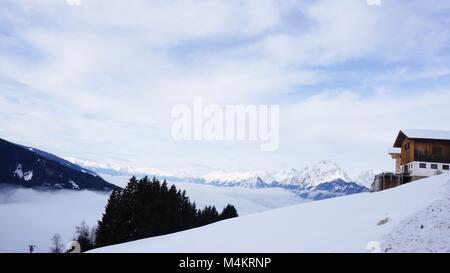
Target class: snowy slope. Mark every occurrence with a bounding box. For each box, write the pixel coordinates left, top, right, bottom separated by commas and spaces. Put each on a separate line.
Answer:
381, 190, 450, 253
91, 174, 450, 253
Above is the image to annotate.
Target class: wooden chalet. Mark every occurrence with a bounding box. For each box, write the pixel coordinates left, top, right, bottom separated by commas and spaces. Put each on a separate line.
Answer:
372, 129, 450, 192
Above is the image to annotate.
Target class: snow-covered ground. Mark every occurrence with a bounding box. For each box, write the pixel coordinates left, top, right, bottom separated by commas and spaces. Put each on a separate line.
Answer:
0, 179, 303, 253
91, 174, 450, 253
381, 187, 450, 253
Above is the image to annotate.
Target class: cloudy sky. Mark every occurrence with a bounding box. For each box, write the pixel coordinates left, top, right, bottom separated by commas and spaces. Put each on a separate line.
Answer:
1, 0, 450, 177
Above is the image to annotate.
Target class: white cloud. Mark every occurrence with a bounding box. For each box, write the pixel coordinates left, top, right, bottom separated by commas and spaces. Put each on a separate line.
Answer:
280, 89, 450, 176
1, 0, 450, 175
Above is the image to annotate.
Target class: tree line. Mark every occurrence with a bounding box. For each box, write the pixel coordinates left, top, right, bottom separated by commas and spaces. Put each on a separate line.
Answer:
51, 176, 238, 252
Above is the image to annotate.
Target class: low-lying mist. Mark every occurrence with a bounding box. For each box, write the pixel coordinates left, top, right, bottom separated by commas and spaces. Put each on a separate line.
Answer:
0, 180, 305, 253
0, 186, 109, 253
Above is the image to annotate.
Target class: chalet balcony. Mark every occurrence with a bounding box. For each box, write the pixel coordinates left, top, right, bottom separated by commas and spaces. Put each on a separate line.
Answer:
388, 147, 401, 154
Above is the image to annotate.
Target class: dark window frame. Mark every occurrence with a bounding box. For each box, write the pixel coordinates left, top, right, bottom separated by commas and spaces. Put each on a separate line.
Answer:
419, 163, 427, 169
404, 143, 410, 150
430, 164, 438, 170
443, 165, 449, 170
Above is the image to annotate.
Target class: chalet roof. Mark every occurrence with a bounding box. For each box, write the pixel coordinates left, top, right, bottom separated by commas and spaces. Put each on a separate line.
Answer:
393, 129, 450, 147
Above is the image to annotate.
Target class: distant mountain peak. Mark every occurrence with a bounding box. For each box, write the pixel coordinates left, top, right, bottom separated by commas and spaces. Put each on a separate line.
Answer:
65, 157, 178, 178
354, 169, 383, 189
201, 160, 352, 189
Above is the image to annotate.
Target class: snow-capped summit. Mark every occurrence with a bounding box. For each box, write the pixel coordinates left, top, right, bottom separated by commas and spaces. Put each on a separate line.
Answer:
354, 169, 383, 189
202, 169, 268, 187
203, 160, 352, 188
200, 161, 367, 200
287, 160, 352, 187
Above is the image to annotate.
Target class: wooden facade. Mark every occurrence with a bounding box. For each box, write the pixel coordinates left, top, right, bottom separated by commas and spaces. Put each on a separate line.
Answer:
394, 131, 450, 165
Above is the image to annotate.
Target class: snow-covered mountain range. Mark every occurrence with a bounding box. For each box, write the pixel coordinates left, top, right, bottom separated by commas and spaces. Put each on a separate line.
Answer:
1, 136, 376, 199
69, 158, 374, 200
202, 160, 352, 188
199, 161, 369, 200
64, 157, 197, 183
64, 157, 177, 178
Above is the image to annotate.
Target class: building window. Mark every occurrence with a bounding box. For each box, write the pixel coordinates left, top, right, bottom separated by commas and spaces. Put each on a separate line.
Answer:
404, 143, 410, 150
419, 163, 427, 169
431, 164, 438, 170
443, 165, 450, 171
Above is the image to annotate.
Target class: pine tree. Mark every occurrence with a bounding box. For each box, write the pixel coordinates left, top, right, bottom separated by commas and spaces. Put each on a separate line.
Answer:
219, 204, 239, 220
96, 189, 121, 247
95, 176, 240, 248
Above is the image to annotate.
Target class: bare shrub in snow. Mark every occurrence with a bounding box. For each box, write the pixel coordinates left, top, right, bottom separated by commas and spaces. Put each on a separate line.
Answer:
377, 217, 391, 226
50, 233, 64, 253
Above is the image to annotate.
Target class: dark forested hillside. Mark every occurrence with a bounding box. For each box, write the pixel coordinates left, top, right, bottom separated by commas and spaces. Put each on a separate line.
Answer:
0, 137, 119, 191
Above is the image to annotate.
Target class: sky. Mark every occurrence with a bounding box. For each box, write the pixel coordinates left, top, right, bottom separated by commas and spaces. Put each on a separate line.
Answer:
1, 0, 450, 177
